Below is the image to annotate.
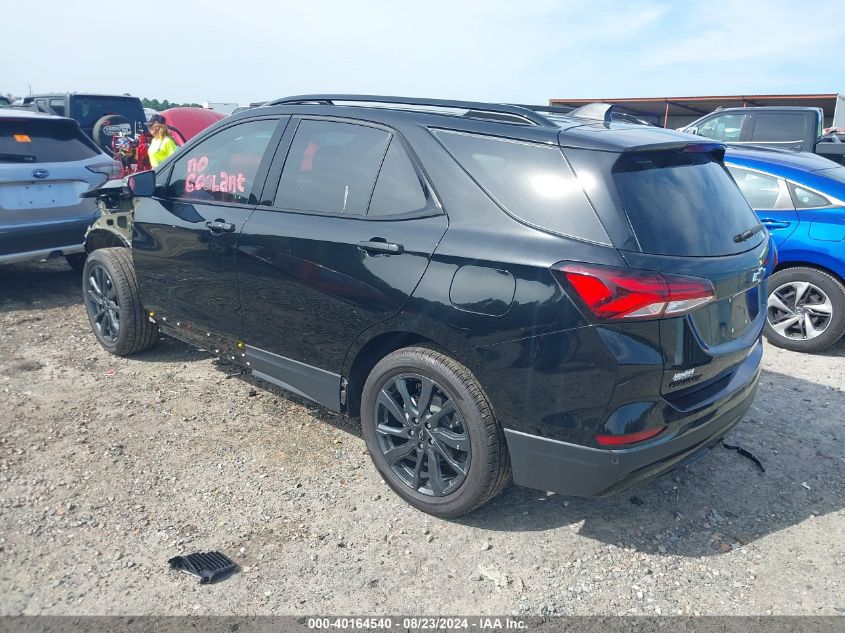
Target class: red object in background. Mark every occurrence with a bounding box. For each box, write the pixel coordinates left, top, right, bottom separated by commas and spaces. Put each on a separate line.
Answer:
160, 107, 225, 145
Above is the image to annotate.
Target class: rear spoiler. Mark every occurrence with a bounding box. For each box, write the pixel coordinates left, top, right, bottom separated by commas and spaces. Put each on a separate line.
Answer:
620, 141, 726, 161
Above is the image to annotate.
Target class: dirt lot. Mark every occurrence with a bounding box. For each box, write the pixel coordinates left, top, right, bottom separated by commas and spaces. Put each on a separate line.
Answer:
0, 259, 843, 617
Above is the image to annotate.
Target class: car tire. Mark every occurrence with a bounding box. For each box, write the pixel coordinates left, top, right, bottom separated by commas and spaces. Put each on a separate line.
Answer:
764, 266, 845, 353
92, 114, 132, 156
65, 253, 86, 274
361, 346, 511, 517
82, 248, 158, 356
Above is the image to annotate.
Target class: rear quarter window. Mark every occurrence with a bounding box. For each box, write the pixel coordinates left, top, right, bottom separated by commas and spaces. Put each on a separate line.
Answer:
0, 118, 100, 163
613, 151, 762, 256
433, 129, 610, 244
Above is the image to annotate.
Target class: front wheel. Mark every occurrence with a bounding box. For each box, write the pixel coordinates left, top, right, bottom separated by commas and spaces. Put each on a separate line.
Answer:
82, 248, 158, 356
764, 267, 845, 353
360, 347, 511, 517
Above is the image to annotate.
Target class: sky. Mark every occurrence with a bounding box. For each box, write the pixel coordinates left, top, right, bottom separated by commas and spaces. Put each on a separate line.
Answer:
2, 0, 844, 106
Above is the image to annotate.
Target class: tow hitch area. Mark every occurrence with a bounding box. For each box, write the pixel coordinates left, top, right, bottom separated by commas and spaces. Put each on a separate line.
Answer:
168, 551, 239, 584
721, 441, 766, 473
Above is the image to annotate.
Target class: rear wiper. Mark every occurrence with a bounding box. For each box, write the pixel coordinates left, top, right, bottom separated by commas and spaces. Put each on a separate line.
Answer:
0, 153, 36, 163
733, 223, 765, 243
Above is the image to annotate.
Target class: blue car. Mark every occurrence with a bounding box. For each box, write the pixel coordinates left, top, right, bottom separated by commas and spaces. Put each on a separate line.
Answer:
725, 147, 845, 352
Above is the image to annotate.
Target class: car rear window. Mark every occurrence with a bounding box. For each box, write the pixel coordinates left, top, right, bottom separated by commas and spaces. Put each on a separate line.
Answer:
70, 95, 145, 128
434, 129, 610, 244
613, 150, 762, 256
0, 118, 100, 163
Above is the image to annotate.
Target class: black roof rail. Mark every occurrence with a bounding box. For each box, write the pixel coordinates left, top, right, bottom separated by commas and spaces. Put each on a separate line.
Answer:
266, 94, 556, 126
512, 103, 576, 115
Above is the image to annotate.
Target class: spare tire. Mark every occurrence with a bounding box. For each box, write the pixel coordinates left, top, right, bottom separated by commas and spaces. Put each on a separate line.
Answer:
92, 114, 133, 156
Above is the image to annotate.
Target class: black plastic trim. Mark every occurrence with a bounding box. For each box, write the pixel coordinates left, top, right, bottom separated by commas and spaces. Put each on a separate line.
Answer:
245, 345, 342, 412
503, 368, 759, 497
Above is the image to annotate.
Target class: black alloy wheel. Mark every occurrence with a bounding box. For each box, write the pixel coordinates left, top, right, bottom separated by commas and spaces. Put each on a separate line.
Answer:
374, 373, 470, 497
85, 262, 120, 344
361, 347, 511, 517
81, 248, 158, 356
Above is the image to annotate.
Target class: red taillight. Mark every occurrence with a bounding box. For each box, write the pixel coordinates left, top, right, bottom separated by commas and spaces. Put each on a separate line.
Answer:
595, 426, 665, 446
87, 160, 122, 181
552, 263, 716, 321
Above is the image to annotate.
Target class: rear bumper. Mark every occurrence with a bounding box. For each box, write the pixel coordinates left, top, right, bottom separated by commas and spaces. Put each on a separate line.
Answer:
0, 215, 94, 263
505, 339, 762, 497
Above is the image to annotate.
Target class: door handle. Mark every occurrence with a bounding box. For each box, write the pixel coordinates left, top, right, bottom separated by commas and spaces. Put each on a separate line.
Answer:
357, 239, 404, 255
759, 218, 791, 229
206, 219, 236, 233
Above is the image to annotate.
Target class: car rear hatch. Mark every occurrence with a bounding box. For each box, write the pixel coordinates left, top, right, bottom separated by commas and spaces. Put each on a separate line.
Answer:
561, 138, 772, 410
0, 116, 114, 255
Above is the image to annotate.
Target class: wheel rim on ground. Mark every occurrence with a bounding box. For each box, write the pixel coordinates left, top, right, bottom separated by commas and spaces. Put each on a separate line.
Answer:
767, 280, 833, 341
85, 263, 120, 344
374, 373, 470, 497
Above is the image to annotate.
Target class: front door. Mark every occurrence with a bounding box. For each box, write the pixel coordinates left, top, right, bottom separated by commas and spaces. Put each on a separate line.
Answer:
237, 118, 448, 409
132, 117, 286, 341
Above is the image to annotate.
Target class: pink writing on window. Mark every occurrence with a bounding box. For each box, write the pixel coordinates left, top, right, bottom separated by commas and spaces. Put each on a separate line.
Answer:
185, 155, 245, 194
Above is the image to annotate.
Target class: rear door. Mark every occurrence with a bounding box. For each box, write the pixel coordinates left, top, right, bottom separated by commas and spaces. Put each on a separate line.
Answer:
0, 116, 108, 257
132, 116, 286, 341
236, 117, 447, 410
726, 164, 799, 246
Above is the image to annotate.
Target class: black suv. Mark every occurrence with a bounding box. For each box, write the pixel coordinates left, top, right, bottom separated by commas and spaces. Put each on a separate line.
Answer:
81, 95, 773, 517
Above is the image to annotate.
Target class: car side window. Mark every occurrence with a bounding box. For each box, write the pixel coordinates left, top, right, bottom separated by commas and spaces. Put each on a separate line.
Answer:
753, 113, 807, 144
697, 114, 748, 142
276, 120, 390, 214
790, 183, 833, 209
727, 166, 793, 210
368, 138, 428, 216
166, 119, 278, 204
49, 98, 66, 116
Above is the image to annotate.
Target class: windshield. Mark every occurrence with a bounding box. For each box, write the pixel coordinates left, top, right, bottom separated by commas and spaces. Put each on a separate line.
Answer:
816, 166, 845, 186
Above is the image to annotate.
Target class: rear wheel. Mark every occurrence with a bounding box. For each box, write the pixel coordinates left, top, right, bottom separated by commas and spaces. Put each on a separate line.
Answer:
764, 267, 845, 353
361, 347, 510, 517
82, 248, 158, 356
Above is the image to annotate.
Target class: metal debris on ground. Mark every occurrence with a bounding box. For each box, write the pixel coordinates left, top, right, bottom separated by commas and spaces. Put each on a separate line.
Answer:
167, 551, 239, 584
721, 441, 765, 473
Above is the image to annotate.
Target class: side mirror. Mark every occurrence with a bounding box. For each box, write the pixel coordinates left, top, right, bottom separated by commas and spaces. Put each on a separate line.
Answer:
685, 126, 699, 136
126, 169, 156, 197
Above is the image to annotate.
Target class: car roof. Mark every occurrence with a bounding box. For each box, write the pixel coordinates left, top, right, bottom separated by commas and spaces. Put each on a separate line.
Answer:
725, 146, 845, 193
25, 93, 140, 99
725, 145, 841, 173
707, 106, 821, 113
0, 108, 71, 121
237, 97, 704, 153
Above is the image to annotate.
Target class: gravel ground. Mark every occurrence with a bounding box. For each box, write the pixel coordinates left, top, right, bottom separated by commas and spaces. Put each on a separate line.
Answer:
0, 259, 843, 617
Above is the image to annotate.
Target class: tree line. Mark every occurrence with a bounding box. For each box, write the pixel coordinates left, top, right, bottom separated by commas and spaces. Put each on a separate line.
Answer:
141, 98, 203, 111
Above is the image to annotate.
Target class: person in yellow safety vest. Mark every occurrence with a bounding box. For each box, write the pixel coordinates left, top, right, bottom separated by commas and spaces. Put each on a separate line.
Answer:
147, 114, 178, 168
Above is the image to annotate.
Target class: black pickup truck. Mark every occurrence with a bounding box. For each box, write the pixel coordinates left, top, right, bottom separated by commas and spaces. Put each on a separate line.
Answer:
680, 106, 845, 165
